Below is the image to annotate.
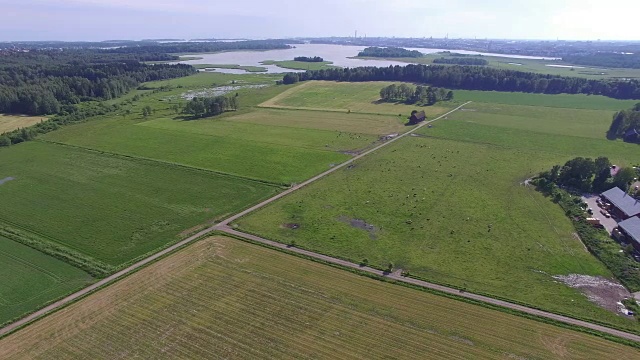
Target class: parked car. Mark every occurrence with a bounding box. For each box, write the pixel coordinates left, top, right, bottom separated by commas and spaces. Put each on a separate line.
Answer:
587, 208, 593, 214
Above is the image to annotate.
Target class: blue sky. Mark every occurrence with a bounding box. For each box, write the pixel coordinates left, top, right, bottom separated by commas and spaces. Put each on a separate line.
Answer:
1, 0, 639, 41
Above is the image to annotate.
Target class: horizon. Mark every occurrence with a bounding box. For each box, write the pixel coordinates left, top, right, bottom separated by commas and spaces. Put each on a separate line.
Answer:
2, 0, 639, 42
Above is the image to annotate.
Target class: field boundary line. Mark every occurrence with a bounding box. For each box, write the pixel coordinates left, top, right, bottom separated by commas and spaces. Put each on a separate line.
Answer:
0, 101, 468, 338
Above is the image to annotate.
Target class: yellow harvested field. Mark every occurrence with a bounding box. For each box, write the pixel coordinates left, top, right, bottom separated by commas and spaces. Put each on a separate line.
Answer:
260, 80, 452, 118
0, 114, 46, 133
1, 236, 637, 359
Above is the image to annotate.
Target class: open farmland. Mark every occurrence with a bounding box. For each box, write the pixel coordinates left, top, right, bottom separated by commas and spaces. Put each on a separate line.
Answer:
43, 75, 417, 184
0, 141, 278, 267
0, 114, 47, 133
1, 236, 637, 359
236, 89, 640, 333
261, 81, 454, 116
0, 236, 93, 326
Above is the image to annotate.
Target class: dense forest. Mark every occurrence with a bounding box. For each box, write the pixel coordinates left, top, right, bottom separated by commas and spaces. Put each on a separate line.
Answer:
379, 84, 452, 105
0, 59, 195, 115
563, 53, 640, 69
357, 47, 423, 58
293, 56, 324, 62
183, 95, 238, 118
432, 57, 488, 65
281, 64, 640, 99
607, 103, 640, 141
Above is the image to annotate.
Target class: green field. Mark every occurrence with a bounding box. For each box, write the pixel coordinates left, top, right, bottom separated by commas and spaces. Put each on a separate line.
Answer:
1, 236, 637, 359
0, 141, 278, 266
0, 236, 93, 326
0, 114, 47, 134
261, 81, 454, 117
452, 103, 618, 139
453, 90, 638, 110
236, 86, 640, 332
261, 60, 336, 71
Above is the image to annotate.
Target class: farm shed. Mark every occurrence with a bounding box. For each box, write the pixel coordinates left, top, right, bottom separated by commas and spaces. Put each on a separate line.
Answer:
618, 217, 640, 251
408, 110, 426, 125
601, 187, 640, 220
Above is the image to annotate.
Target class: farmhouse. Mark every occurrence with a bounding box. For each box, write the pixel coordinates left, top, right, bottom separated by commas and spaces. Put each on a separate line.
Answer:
601, 187, 640, 220
618, 217, 640, 251
408, 110, 426, 125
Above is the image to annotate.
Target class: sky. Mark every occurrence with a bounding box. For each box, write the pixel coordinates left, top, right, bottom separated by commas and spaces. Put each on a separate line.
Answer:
1, 0, 639, 41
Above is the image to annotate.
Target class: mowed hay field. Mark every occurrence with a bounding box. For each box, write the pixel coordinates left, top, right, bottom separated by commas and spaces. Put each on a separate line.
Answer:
2, 236, 637, 360
0, 114, 47, 133
260, 80, 454, 117
237, 90, 640, 332
0, 141, 278, 267
0, 236, 93, 326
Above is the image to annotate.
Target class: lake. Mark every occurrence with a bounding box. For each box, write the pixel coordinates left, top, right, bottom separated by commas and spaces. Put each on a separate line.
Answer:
178, 44, 559, 74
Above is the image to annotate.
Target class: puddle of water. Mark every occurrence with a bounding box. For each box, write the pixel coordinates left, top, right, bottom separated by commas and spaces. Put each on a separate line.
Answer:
0, 177, 15, 185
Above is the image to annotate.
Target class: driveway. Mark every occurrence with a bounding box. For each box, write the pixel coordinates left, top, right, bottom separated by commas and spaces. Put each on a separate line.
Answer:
582, 194, 618, 234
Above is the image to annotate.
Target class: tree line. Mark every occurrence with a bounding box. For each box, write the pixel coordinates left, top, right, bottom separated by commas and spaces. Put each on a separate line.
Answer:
293, 56, 324, 62
379, 84, 452, 105
433, 57, 488, 65
563, 53, 640, 69
357, 47, 423, 58
183, 95, 238, 118
538, 156, 636, 193
607, 103, 640, 141
280, 64, 640, 99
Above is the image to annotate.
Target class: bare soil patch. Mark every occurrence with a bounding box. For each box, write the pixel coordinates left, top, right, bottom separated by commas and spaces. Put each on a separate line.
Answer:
553, 274, 631, 314
281, 223, 300, 230
338, 216, 378, 240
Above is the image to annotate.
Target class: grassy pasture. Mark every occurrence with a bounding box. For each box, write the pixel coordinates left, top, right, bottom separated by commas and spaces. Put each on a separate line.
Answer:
43, 117, 351, 184
261, 81, 453, 117
421, 116, 640, 164
261, 60, 336, 71
0, 236, 93, 326
0, 141, 278, 266
226, 108, 407, 135
0, 114, 47, 134
137, 116, 379, 151
452, 103, 617, 139
452, 90, 638, 110
1, 236, 637, 359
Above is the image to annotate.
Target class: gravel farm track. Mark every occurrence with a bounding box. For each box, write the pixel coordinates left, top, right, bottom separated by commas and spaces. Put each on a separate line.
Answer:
3, 101, 640, 344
